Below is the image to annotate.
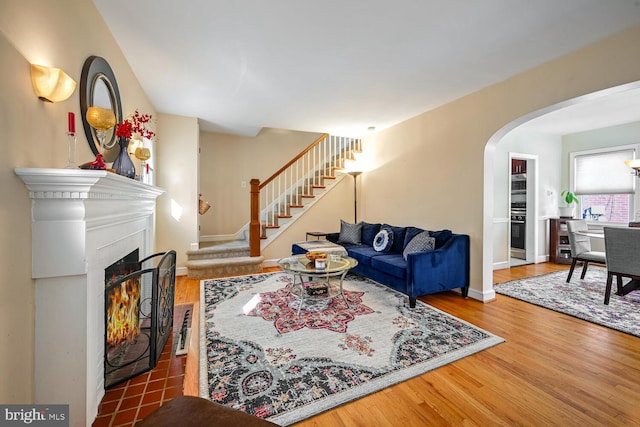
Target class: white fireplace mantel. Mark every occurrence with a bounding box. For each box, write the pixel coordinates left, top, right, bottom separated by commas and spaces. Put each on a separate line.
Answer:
15, 168, 165, 427
16, 168, 164, 278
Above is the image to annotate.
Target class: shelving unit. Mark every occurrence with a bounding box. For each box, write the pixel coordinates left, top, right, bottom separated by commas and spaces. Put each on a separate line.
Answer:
549, 218, 572, 264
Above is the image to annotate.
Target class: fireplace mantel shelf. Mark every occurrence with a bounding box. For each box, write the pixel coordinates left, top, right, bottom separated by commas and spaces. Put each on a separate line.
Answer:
15, 167, 164, 200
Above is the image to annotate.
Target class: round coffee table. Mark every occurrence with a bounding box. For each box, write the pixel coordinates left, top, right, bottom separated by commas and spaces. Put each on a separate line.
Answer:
277, 254, 358, 315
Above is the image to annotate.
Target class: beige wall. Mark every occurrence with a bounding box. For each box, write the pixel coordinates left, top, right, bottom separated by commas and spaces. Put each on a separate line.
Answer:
199, 128, 324, 236
361, 26, 640, 300
0, 0, 155, 403
156, 114, 200, 270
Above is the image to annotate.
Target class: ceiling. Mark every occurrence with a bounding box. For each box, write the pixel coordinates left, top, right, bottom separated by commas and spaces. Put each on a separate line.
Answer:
92, 0, 640, 137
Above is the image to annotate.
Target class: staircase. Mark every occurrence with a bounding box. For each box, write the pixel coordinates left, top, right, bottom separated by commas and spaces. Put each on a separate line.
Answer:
186, 134, 361, 278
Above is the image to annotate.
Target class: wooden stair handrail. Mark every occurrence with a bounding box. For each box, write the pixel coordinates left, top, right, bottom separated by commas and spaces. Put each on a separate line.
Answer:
250, 178, 261, 257
259, 133, 329, 190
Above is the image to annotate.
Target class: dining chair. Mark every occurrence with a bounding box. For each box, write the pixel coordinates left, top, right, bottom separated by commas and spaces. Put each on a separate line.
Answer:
565, 219, 606, 283
603, 227, 640, 305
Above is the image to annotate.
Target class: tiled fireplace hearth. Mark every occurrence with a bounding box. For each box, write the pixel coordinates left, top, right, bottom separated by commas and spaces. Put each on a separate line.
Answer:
15, 168, 164, 427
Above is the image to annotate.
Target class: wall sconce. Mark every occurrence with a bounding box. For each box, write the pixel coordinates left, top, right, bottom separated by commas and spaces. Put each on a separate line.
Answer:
31, 64, 77, 102
624, 159, 640, 176
198, 194, 211, 215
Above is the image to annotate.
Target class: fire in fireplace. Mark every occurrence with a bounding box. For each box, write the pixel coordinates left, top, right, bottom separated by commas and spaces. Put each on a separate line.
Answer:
104, 249, 176, 389
106, 249, 141, 347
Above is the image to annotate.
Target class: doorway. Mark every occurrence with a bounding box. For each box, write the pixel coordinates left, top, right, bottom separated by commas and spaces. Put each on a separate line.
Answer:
509, 154, 538, 267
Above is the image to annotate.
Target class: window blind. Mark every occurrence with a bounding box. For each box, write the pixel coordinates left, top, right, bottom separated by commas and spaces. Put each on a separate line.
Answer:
574, 149, 635, 195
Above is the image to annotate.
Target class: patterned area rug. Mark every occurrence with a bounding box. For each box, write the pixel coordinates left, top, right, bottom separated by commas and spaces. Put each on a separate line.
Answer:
200, 272, 504, 426
494, 266, 640, 337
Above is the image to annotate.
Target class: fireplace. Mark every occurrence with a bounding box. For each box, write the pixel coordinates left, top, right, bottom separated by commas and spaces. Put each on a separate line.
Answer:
104, 249, 176, 388
15, 168, 165, 427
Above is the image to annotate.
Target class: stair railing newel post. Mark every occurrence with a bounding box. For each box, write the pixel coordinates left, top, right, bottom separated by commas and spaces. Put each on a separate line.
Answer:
249, 179, 261, 257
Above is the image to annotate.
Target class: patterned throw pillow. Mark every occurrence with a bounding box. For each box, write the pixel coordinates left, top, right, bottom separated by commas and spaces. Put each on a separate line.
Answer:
373, 228, 394, 252
403, 231, 435, 260
338, 220, 362, 244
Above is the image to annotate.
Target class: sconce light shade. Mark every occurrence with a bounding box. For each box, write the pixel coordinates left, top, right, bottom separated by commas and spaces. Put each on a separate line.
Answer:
625, 159, 640, 176
85, 106, 116, 130
30, 64, 77, 102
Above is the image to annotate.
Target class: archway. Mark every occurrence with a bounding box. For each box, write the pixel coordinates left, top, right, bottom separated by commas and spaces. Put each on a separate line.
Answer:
482, 81, 640, 299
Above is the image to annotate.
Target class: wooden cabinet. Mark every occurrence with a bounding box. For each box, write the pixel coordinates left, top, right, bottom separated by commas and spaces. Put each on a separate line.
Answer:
511, 159, 527, 175
549, 218, 572, 264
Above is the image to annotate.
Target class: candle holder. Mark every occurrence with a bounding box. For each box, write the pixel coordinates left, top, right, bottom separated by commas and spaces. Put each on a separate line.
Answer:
134, 146, 151, 183
65, 132, 78, 169
85, 107, 116, 171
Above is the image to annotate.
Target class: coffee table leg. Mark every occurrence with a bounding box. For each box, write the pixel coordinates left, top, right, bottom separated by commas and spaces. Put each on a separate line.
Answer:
285, 273, 306, 316
296, 273, 305, 316
338, 270, 350, 308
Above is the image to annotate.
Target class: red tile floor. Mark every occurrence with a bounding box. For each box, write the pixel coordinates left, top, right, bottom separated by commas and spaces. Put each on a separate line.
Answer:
92, 332, 186, 427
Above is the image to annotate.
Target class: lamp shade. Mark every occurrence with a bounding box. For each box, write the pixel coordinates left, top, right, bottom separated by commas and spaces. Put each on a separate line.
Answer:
85, 106, 116, 130
30, 64, 77, 102
624, 159, 640, 170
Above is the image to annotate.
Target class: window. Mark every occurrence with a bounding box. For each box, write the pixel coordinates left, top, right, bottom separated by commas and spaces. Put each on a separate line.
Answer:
578, 194, 631, 222
571, 147, 636, 223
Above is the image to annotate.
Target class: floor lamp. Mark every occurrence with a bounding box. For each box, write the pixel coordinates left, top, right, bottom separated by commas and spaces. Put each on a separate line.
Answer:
348, 171, 362, 223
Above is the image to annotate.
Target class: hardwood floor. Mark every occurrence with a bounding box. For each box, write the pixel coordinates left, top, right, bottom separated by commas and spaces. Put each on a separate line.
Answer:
178, 263, 640, 426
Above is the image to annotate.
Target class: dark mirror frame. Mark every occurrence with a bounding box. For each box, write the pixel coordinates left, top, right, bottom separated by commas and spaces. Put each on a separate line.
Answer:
80, 56, 123, 159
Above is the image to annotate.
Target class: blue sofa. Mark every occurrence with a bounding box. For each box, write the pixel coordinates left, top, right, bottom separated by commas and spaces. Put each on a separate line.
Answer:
293, 222, 470, 308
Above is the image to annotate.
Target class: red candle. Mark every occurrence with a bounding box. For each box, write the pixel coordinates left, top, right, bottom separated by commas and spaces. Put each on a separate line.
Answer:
68, 112, 75, 133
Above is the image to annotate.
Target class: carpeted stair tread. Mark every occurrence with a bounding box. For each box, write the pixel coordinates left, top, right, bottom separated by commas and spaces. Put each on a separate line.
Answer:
187, 256, 264, 279
187, 242, 250, 260
187, 256, 262, 268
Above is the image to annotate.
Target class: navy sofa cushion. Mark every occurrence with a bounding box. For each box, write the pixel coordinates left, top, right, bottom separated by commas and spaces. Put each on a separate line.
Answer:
382, 224, 407, 254
346, 245, 380, 267
361, 222, 381, 246
370, 254, 407, 279
430, 229, 453, 248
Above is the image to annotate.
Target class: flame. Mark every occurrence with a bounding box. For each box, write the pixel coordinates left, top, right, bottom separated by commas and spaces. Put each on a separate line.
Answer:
106, 276, 141, 345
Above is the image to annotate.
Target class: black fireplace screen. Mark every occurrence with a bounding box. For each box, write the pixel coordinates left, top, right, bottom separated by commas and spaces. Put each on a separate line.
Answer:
104, 250, 176, 389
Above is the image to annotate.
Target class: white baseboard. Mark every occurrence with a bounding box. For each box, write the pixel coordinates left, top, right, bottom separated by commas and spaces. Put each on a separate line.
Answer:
469, 287, 496, 302
200, 234, 238, 242
493, 261, 509, 270
537, 255, 550, 263
261, 258, 281, 268
176, 266, 187, 276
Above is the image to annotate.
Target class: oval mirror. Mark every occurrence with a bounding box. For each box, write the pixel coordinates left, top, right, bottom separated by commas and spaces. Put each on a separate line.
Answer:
80, 56, 123, 162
